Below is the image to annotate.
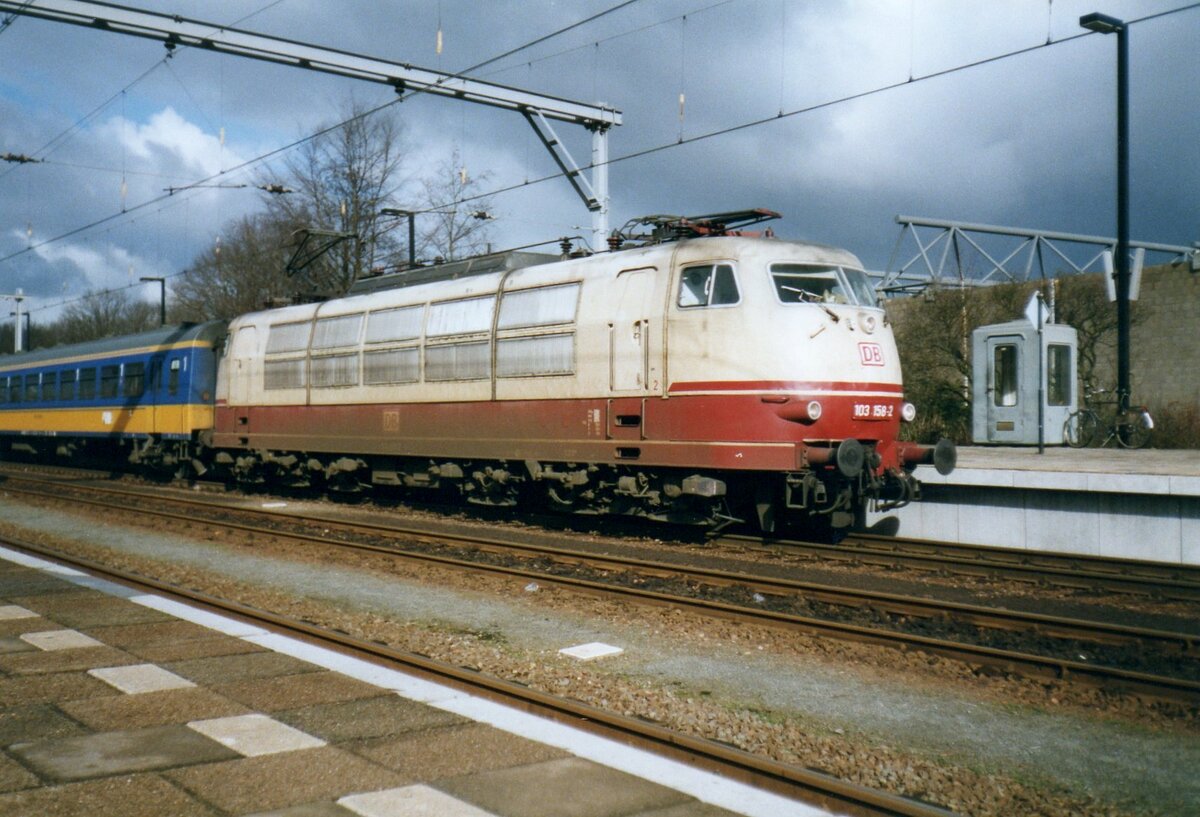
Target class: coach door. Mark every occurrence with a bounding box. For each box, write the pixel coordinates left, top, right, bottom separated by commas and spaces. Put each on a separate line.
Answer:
610, 267, 652, 392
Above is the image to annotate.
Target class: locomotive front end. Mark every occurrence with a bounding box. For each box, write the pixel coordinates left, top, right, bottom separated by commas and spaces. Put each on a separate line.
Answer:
759, 256, 956, 532
661, 236, 955, 535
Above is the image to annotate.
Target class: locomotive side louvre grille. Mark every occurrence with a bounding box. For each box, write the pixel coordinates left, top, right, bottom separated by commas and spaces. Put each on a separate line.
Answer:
425, 341, 490, 382
427, 295, 495, 337
497, 282, 581, 329
264, 357, 307, 390
265, 321, 312, 354
496, 333, 575, 377
311, 353, 360, 388
364, 347, 420, 385
312, 314, 364, 349
365, 305, 424, 344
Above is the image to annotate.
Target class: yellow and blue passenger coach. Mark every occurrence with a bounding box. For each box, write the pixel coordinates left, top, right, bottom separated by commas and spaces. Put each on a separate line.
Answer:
0, 321, 226, 470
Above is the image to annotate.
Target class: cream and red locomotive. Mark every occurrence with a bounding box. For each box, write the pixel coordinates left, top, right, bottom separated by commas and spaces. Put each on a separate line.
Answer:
0, 211, 952, 534
210, 211, 955, 533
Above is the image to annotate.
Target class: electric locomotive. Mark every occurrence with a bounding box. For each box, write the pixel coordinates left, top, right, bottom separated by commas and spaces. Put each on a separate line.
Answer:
210, 210, 954, 533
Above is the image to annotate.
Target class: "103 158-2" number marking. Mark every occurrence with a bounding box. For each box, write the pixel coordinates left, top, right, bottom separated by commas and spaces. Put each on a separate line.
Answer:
853, 403, 894, 420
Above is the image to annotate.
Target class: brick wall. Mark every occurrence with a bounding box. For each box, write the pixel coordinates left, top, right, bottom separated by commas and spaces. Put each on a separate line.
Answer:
1128, 263, 1200, 406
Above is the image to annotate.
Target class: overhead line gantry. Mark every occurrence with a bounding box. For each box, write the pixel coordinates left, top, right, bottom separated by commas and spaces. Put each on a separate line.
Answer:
0, 0, 622, 248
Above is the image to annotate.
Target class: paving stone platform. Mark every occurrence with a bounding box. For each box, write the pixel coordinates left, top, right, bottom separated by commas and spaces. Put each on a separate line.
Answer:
0, 546, 818, 817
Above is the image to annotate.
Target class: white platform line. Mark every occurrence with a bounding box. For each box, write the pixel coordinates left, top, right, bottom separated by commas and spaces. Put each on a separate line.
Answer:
0, 544, 831, 817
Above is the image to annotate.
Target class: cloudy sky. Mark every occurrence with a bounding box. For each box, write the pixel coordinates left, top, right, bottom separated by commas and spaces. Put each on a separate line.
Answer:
0, 0, 1196, 322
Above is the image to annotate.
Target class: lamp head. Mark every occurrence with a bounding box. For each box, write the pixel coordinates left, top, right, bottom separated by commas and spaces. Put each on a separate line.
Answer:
1079, 12, 1124, 33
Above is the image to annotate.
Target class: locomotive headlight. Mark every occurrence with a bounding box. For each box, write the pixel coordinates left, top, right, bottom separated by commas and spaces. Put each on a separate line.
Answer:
806, 400, 823, 422
900, 402, 917, 423
859, 312, 878, 334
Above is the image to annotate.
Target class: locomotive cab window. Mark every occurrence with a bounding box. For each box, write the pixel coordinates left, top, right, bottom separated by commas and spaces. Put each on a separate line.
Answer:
771, 265, 851, 305
678, 264, 739, 308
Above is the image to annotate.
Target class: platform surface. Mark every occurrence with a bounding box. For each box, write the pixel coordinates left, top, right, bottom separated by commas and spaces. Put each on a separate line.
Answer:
0, 548, 811, 817
916, 446, 1200, 496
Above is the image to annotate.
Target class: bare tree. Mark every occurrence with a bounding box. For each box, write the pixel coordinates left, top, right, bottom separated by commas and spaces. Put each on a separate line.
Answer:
1054, 273, 1146, 394
54, 289, 159, 344
264, 97, 409, 294
170, 212, 298, 322
414, 148, 495, 262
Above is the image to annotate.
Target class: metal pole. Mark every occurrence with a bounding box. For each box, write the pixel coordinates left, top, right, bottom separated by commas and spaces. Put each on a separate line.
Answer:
1114, 24, 1131, 412
408, 212, 416, 268
592, 127, 610, 250
12, 289, 23, 352
1080, 12, 1131, 412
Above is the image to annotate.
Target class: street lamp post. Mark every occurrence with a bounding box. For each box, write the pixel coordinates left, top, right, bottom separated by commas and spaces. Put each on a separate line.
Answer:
8, 311, 30, 351
1080, 11, 1131, 411
1, 289, 24, 352
140, 276, 166, 327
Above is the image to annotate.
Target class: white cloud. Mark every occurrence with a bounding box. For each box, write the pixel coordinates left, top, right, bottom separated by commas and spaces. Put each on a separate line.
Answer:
97, 106, 233, 178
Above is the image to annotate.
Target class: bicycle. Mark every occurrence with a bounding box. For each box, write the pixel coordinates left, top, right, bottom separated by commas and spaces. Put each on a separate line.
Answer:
1063, 384, 1154, 449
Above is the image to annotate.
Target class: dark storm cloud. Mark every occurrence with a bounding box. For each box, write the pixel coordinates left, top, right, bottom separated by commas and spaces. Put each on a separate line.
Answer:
0, 0, 1195, 320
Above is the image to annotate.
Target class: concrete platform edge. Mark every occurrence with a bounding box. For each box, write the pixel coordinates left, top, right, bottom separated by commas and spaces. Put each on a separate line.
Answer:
0, 543, 827, 817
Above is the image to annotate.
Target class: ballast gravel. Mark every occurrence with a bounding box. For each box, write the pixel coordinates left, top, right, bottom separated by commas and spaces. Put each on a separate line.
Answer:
0, 494, 1196, 816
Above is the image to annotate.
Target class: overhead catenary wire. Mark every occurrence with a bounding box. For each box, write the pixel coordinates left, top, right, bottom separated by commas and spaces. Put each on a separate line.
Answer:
5, 1, 1198, 275
0, 0, 650, 268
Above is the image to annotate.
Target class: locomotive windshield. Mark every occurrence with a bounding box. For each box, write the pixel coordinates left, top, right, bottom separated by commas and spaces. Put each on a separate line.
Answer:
770, 264, 878, 308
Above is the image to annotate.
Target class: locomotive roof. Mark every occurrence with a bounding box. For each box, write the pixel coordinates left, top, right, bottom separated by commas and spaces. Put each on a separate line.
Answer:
0, 320, 227, 371
346, 250, 560, 295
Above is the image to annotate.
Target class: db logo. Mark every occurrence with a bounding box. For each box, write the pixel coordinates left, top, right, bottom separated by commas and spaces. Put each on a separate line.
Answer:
858, 342, 884, 366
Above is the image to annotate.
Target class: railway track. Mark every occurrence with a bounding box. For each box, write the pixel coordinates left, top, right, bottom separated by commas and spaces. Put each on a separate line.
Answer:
0, 534, 957, 817
726, 531, 1200, 603
4, 471, 1200, 707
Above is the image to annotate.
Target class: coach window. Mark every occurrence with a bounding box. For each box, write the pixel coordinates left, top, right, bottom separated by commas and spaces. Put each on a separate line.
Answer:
24, 375, 38, 402
100, 365, 119, 399
124, 362, 145, 398
8, 376, 20, 403
678, 264, 739, 308
41, 372, 57, 402
60, 369, 76, 401
78, 368, 96, 400
0, 377, 6, 405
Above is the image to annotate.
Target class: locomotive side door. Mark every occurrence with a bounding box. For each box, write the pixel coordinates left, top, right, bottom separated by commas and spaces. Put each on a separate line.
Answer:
984, 334, 1024, 443
228, 326, 258, 409
610, 267, 653, 392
